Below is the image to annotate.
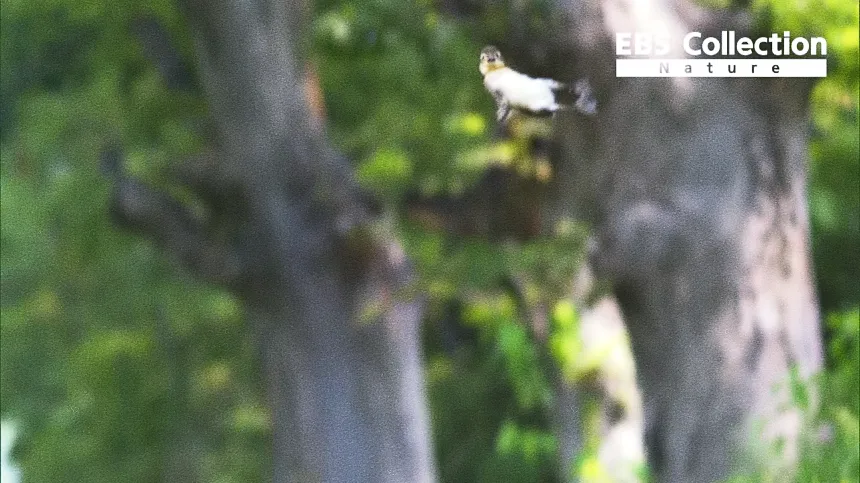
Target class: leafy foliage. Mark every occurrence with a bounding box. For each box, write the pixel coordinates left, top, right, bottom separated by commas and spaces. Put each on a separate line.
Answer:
726, 309, 859, 483
1, 1, 268, 481
795, 309, 860, 482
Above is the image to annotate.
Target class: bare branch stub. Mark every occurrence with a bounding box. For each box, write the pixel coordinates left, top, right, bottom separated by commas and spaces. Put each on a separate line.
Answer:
104, 148, 243, 288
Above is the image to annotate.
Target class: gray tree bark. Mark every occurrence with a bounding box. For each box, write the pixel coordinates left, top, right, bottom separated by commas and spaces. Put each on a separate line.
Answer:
110, 1, 435, 481
547, 0, 825, 481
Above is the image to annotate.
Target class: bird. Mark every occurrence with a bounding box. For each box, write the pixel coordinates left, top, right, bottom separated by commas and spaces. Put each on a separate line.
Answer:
479, 45, 597, 123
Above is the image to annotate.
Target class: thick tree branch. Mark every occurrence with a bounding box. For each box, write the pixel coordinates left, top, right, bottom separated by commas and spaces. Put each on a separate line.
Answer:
132, 16, 196, 92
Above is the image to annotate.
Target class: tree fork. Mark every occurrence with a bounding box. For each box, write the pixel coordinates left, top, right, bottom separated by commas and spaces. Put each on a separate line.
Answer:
548, 1, 824, 480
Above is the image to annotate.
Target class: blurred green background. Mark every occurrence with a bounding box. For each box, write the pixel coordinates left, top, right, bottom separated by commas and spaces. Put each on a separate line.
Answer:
0, 0, 857, 481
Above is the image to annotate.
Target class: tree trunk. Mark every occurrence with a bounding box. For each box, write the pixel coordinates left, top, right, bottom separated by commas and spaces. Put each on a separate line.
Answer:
553, 266, 643, 482
548, 1, 824, 481
112, 1, 436, 481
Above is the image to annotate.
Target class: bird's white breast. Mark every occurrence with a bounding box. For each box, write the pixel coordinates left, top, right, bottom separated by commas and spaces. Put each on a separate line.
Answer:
484, 68, 557, 112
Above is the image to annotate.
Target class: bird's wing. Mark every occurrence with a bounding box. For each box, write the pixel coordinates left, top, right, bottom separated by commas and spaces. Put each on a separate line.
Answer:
572, 79, 598, 115
536, 78, 566, 90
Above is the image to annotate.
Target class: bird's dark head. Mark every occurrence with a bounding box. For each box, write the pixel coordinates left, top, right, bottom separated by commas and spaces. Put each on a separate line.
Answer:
479, 46, 505, 75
